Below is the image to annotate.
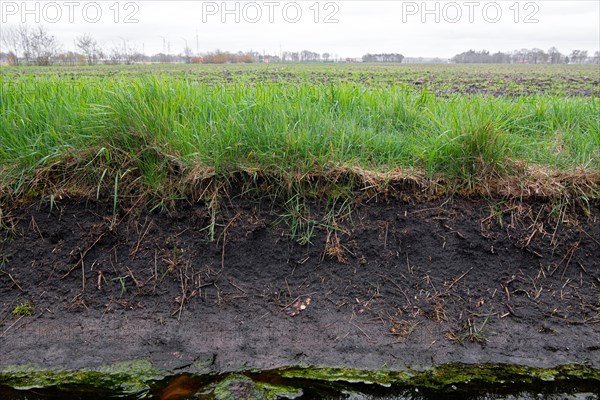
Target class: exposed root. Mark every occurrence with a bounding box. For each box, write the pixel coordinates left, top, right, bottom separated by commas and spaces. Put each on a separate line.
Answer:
2, 149, 598, 214
324, 231, 348, 264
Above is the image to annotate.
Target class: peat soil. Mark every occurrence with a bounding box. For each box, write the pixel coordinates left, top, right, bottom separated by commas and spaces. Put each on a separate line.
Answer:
0, 194, 599, 391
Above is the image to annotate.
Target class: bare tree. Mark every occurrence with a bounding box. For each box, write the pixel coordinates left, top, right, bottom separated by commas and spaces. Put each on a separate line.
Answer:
108, 39, 139, 64
569, 50, 588, 64
547, 47, 563, 64
20, 25, 61, 65
529, 48, 548, 64
491, 51, 511, 63
1, 25, 29, 65
1, 25, 61, 65
108, 45, 121, 64
75, 33, 103, 65
183, 46, 193, 63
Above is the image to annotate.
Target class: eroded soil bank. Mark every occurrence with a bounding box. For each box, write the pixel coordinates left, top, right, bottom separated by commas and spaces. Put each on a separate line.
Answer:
0, 194, 599, 398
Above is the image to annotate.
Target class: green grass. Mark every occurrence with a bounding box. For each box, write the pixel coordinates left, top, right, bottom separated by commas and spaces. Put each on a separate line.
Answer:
11, 301, 33, 317
0, 65, 599, 205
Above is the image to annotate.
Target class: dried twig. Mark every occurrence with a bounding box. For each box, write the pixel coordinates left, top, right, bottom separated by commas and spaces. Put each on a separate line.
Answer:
377, 273, 411, 305
349, 321, 374, 342
447, 267, 473, 290
0, 270, 24, 292
0, 316, 24, 338
130, 218, 153, 258
62, 231, 106, 279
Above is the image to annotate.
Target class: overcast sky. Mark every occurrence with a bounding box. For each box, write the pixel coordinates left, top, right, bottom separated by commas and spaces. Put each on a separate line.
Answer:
1, 0, 599, 58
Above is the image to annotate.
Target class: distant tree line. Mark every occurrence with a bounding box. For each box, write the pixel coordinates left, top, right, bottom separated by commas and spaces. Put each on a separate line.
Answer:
2, 25, 598, 66
0, 25, 342, 66
199, 50, 255, 64
451, 48, 599, 64
279, 51, 334, 62
1, 25, 145, 66
361, 53, 405, 63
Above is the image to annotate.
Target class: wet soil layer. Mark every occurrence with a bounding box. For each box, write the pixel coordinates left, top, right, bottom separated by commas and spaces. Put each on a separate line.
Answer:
1, 196, 599, 387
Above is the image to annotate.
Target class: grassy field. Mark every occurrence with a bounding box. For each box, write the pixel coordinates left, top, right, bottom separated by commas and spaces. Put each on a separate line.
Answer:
1, 63, 599, 206
3, 63, 599, 96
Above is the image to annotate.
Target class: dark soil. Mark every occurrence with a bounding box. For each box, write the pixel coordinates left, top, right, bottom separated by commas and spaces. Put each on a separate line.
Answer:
1, 195, 599, 393
6, 64, 599, 97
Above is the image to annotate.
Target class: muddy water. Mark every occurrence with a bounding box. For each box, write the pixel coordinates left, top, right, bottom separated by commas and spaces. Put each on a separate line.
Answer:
1, 372, 598, 400
0, 388, 597, 399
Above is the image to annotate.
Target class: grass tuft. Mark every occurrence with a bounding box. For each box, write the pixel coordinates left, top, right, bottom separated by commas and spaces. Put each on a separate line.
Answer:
11, 301, 33, 317
436, 120, 512, 185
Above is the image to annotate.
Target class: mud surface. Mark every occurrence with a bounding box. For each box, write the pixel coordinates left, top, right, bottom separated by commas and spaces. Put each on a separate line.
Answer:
1, 196, 599, 387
